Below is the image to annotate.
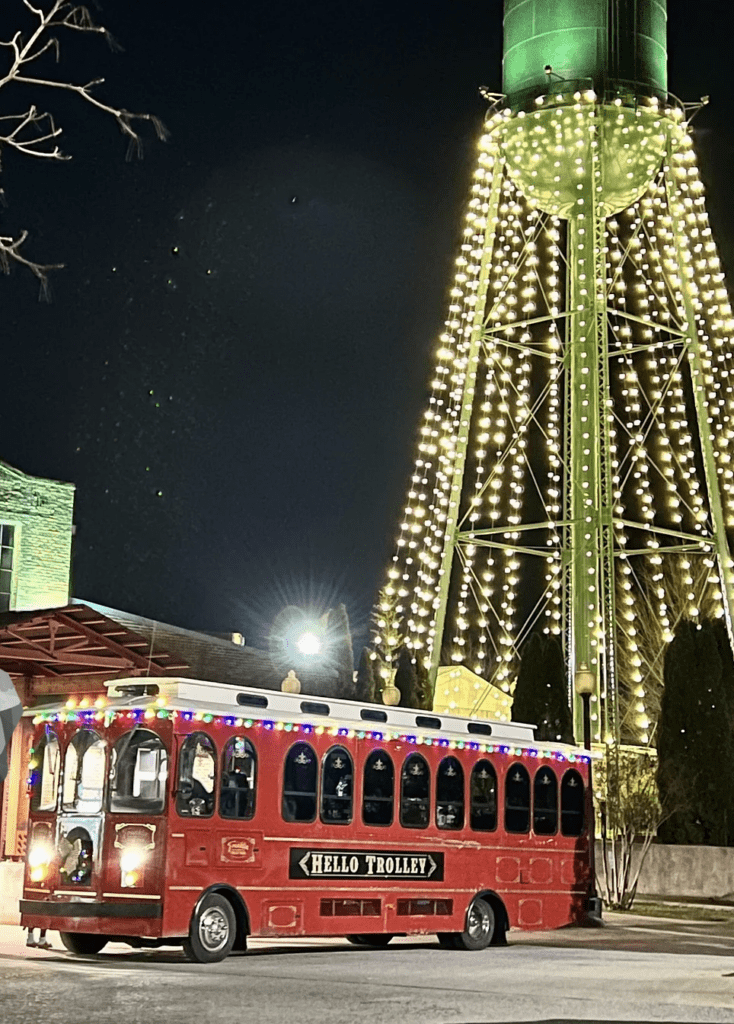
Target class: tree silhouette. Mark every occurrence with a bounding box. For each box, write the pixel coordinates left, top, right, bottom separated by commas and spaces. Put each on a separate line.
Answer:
354, 647, 377, 703
657, 619, 734, 845
394, 647, 420, 708
511, 632, 573, 743
326, 604, 355, 700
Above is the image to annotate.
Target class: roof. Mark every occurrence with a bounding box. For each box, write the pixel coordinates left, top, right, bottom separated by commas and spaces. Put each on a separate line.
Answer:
0, 459, 75, 489
0, 601, 339, 694
0, 603, 187, 679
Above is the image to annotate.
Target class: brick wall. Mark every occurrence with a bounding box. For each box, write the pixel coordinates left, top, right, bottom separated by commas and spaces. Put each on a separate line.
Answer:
0, 461, 75, 611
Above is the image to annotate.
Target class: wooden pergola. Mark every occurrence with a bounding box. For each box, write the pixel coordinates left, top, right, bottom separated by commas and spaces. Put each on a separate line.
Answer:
0, 604, 189, 860
0, 603, 189, 703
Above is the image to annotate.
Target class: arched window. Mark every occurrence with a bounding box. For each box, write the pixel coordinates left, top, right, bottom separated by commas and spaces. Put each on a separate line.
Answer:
62, 729, 105, 814
282, 742, 318, 822
30, 728, 60, 813
533, 766, 558, 835
436, 756, 464, 830
362, 749, 394, 827
321, 746, 353, 824
109, 729, 168, 814
505, 763, 530, 833
561, 769, 585, 836
400, 753, 430, 829
220, 736, 257, 819
470, 759, 497, 832
176, 732, 216, 817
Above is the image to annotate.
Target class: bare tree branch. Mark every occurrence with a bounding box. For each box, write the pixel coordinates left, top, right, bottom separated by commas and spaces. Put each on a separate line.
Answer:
0, 0, 166, 292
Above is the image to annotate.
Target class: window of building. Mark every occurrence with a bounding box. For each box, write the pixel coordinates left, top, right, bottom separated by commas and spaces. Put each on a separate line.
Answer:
219, 736, 256, 819
109, 729, 168, 815
62, 729, 105, 814
176, 732, 216, 817
561, 769, 585, 836
30, 728, 60, 812
0, 524, 15, 612
533, 766, 558, 835
470, 759, 497, 831
282, 742, 318, 822
436, 756, 464, 830
321, 746, 353, 824
400, 753, 430, 829
505, 763, 531, 833
362, 749, 394, 827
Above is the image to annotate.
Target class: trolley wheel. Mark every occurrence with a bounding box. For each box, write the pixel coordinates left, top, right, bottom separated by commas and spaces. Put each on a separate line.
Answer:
183, 893, 236, 964
454, 897, 495, 951
346, 933, 393, 946
59, 932, 108, 955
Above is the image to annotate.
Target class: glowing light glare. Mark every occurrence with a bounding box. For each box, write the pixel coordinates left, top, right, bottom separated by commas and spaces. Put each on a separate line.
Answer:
297, 632, 322, 656
119, 847, 147, 873
28, 842, 53, 869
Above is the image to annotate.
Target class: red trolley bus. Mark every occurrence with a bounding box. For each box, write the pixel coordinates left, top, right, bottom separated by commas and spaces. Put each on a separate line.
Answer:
20, 677, 593, 962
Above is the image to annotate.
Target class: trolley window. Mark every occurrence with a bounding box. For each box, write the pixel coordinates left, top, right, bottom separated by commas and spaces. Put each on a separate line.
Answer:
400, 753, 430, 829
109, 729, 168, 814
62, 729, 105, 814
29, 728, 61, 813
533, 766, 558, 835
561, 769, 585, 836
321, 746, 353, 824
282, 742, 318, 823
177, 732, 216, 817
436, 756, 464, 830
362, 749, 394, 827
220, 736, 256, 820
470, 760, 497, 831
505, 763, 530, 833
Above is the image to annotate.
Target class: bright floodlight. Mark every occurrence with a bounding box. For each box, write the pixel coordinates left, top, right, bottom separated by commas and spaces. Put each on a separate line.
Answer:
297, 632, 321, 656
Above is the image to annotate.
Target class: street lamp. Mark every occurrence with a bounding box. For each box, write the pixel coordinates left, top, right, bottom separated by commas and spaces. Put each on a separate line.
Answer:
296, 632, 321, 656
574, 662, 603, 925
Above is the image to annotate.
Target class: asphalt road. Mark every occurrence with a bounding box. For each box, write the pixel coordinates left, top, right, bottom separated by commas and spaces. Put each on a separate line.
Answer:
2, 914, 734, 1024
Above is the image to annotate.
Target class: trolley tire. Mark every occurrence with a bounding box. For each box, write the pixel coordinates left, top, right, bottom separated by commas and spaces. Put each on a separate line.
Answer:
183, 893, 237, 964
454, 897, 495, 951
347, 933, 393, 946
59, 932, 108, 955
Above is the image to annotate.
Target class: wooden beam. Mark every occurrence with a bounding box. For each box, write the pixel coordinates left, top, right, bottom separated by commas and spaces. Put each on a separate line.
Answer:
54, 611, 171, 676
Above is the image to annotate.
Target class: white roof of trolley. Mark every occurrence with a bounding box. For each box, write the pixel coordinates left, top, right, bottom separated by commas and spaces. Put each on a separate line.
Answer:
81, 675, 576, 752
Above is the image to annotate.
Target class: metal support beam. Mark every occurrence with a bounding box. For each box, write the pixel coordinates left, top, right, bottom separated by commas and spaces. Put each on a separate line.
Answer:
567, 111, 618, 745
665, 138, 734, 650
427, 142, 506, 695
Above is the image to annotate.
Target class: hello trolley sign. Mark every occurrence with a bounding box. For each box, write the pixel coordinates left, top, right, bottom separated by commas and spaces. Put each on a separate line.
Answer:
289, 848, 444, 881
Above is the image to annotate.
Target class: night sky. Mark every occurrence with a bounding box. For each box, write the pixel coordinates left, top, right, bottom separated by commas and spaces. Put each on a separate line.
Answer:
2, 1, 734, 653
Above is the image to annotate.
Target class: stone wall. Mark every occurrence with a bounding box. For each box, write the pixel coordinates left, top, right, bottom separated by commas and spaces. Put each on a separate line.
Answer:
597, 841, 734, 902
0, 461, 75, 611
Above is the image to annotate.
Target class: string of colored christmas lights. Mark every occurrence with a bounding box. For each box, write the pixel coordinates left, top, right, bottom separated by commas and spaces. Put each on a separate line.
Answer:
29, 700, 592, 763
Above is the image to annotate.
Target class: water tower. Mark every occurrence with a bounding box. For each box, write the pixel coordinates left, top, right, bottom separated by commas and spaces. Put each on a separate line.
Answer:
374, 0, 734, 745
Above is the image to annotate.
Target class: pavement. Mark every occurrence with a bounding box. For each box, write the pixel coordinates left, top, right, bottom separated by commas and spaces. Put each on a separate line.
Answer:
4, 913, 734, 1024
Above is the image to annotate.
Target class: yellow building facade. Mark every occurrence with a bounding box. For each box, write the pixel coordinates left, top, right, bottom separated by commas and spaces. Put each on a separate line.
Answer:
433, 664, 515, 723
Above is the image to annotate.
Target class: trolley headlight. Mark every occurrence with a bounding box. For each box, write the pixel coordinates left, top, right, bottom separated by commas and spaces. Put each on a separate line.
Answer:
27, 841, 53, 882
119, 846, 147, 888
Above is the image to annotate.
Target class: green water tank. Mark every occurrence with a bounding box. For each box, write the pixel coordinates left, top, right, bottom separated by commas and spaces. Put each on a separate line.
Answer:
503, 0, 667, 104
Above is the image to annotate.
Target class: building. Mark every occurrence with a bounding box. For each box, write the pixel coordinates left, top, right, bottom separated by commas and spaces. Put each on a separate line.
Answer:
433, 664, 515, 723
0, 460, 75, 613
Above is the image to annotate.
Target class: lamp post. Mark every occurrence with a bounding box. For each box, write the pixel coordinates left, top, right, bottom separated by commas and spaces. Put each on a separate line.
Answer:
574, 663, 603, 925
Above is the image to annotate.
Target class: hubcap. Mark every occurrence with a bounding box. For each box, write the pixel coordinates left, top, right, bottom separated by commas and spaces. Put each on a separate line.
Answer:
199, 907, 230, 951
467, 903, 490, 941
